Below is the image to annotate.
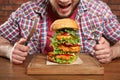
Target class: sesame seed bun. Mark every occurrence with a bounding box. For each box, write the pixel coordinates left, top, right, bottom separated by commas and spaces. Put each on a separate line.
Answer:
50, 18, 79, 31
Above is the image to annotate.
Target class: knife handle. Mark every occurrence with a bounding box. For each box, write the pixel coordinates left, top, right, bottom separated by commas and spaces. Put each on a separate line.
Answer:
95, 40, 99, 44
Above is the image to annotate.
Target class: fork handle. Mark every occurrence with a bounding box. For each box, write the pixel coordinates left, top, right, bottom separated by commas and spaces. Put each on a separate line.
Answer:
25, 41, 28, 46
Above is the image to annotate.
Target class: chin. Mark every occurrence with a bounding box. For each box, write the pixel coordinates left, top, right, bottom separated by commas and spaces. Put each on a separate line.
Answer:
57, 11, 73, 18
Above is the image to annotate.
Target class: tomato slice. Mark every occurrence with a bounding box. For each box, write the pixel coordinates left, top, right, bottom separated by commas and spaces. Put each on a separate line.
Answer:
63, 54, 71, 56
61, 32, 69, 36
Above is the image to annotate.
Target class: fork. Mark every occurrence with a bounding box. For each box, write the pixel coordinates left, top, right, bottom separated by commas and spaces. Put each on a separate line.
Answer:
90, 24, 99, 44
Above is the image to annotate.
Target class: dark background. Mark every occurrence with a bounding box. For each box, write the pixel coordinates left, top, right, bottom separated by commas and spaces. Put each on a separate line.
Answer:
0, 0, 120, 25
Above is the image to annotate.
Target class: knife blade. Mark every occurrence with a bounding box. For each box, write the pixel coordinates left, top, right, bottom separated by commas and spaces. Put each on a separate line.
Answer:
25, 19, 37, 45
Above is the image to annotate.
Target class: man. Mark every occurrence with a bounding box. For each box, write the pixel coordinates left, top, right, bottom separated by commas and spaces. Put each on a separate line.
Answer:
0, 0, 120, 64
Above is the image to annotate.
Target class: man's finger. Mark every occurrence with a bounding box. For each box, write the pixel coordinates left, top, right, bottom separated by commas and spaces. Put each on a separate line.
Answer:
12, 58, 23, 64
95, 53, 110, 60
98, 58, 111, 63
12, 54, 26, 61
98, 37, 106, 44
13, 49, 28, 57
15, 44, 29, 52
17, 38, 27, 45
94, 44, 105, 50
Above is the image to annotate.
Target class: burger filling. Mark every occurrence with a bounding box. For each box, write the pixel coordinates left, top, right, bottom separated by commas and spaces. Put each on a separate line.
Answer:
49, 53, 77, 64
55, 54, 77, 64
51, 28, 80, 54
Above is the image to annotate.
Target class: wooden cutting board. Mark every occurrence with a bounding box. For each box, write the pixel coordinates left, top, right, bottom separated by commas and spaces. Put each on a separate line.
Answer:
27, 54, 104, 75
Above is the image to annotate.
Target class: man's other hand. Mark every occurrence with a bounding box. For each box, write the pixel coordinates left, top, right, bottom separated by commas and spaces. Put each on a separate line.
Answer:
11, 38, 29, 64
94, 37, 112, 63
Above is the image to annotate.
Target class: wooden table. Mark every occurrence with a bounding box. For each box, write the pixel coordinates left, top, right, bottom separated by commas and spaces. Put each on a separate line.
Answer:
0, 54, 120, 80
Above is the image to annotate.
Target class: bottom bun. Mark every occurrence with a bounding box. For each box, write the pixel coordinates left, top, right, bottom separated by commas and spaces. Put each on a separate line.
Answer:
47, 52, 78, 64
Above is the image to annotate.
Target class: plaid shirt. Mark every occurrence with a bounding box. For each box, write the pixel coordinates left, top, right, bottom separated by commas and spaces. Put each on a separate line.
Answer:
0, 0, 120, 55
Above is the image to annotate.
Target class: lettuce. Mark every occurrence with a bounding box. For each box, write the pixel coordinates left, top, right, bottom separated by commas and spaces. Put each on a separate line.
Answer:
54, 55, 77, 64
50, 28, 80, 54
51, 28, 80, 46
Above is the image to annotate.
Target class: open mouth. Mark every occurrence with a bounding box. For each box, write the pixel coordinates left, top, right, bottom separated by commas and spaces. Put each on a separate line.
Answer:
58, 3, 71, 9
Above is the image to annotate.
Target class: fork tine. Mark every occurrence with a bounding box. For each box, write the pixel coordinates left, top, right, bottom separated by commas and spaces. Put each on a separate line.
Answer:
90, 23, 99, 44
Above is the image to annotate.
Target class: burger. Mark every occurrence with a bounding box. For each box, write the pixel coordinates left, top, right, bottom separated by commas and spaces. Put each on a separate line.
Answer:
48, 18, 81, 64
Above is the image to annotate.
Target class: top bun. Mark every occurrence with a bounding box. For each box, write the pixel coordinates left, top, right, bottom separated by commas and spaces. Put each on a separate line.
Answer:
50, 18, 79, 31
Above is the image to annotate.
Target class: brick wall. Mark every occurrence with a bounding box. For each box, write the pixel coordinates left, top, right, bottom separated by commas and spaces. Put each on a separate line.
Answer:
0, 0, 120, 25
0, 0, 29, 25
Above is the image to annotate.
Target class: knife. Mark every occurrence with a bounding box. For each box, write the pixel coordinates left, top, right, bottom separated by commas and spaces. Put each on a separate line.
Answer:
25, 19, 37, 45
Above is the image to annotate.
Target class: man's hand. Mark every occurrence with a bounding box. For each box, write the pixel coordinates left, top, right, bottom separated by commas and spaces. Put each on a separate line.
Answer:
11, 38, 29, 64
94, 37, 112, 63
